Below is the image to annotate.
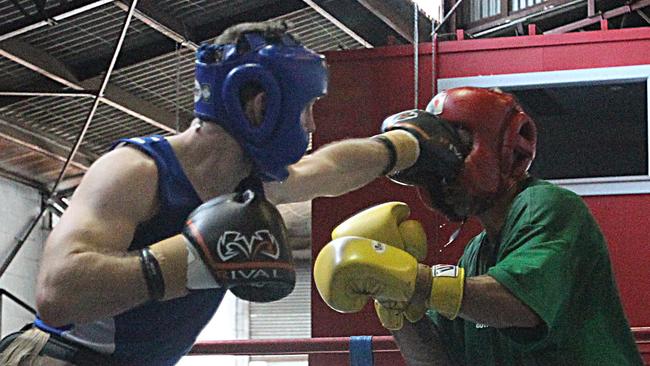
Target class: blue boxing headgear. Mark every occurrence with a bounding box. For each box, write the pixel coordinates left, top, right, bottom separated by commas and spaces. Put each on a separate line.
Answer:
194, 32, 328, 181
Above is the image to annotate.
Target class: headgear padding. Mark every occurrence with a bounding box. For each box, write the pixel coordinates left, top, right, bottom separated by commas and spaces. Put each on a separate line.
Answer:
427, 87, 537, 200
194, 32, 328, 181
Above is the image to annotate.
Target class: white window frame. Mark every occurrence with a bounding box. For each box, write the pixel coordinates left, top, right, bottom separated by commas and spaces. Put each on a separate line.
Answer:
438, 64, 650, 196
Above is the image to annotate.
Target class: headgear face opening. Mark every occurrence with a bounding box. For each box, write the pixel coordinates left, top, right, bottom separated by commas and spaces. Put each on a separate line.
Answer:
194, 32, 328, 181
424, 87, 537, 217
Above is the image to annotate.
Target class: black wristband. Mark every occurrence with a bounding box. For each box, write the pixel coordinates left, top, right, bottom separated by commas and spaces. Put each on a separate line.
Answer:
372, 135, 398, 176
139, 247, 165, 301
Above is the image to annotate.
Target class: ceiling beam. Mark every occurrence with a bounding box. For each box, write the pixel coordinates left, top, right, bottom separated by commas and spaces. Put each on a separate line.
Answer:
0, 116, 95, 170
113, 0, 199, 50
0, 38, 82, 89
0, 38, 178, 132
0, 164, 44, 190
301, 0, 374, 48
638, 8, 650, 24
469, 0, 583, 37
544, 0, 650, 34
355, 0, 414, 43
0, 0, 113, 42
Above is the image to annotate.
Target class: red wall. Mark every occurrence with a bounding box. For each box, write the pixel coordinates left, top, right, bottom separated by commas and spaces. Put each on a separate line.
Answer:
310, 27, 650, 365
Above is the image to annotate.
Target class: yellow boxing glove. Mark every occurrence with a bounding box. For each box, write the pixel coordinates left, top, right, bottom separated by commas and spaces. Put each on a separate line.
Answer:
314, 237, 465, 326
332, 202, 427, 261
331, 202, 427, 329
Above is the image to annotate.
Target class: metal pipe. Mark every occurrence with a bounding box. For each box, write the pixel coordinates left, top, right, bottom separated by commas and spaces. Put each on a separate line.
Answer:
113, 1, 199, 51
301, 0, 374, 48
473, 0, 583, 37
50, 0, 139, 194
432, 32, 439, 96
427, 0, 463, 100
0, 213, 44, 279
544, 0, 650, 34
0, 289, 36, 314
0, 1, 113, 42
638, 9, 650, 24
189, 336, 398, 356
434, 0, 465, 34
414, 2, 419, 109
0, 0, 140, 280
0, 91, 97, 98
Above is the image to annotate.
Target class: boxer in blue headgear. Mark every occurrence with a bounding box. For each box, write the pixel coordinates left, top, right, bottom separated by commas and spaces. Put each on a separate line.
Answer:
23, 20, 426, 366
194, 22, 328, 181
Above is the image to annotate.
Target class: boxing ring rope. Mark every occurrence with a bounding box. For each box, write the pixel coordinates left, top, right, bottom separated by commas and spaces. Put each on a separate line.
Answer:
189, 336, 399, 356
189, 330, 650, 364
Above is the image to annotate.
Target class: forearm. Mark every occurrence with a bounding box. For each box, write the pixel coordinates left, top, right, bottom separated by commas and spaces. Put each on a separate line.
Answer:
458, 275, 540, 328
36, 235, 189, 326
266, 131, 418, 204
305, 138, 388, 194
266, 138, 386, 204
391, 318, 457, 366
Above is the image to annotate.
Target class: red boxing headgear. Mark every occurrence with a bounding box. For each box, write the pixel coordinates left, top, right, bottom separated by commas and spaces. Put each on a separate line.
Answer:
427, 87, 537, 201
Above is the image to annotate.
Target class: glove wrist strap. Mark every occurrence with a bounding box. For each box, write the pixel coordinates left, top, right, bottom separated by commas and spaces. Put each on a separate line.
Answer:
372, 130, 420, 175
410, 264, 433, 313
139, 247, 166, 301
428, 265, 465, 319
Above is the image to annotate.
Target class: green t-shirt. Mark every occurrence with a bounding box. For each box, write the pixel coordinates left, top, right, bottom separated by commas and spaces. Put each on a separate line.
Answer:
428, 179, 642, 366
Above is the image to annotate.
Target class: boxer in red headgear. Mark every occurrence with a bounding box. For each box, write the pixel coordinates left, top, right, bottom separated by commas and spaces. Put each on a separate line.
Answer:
314, 87, 643, 365
386, 87, 537, 220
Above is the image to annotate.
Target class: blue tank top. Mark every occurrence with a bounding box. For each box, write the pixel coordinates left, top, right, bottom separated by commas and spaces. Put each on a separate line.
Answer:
36, 136, 227, 365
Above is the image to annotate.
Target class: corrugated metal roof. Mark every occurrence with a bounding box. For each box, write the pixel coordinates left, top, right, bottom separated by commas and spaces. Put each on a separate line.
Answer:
110, 48, 196, 120
275, 7, 365, 51
0, 95, 168, 155
155, 0, 284, 30
107, 5, 366, 126
0, 57, 45, 90
0, 0, 385, 188
18, 4, 159, 67
0, 0, 64, 25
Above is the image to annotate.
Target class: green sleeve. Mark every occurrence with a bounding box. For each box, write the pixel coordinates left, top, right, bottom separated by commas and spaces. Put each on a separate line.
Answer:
486, 185, 601, 349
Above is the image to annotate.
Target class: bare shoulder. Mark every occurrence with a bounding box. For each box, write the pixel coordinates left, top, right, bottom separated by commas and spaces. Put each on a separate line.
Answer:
68, 146, 160, 227
41, 145, 161, 256
61, 147, 158, 237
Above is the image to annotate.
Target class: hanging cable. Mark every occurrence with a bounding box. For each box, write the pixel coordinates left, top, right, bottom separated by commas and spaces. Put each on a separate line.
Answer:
175, 41, 182, 133
0, 0, 141, 279
413, 2, 419, 109
432, 23, 438, 96
430, 0, 466, 97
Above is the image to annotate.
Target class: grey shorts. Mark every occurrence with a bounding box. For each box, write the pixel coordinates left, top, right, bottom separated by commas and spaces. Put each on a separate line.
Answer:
0, 328, 71, 365
0, 328, 113, 366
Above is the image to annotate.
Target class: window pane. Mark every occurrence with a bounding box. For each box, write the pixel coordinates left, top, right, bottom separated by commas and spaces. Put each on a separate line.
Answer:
504, 81, 648, 180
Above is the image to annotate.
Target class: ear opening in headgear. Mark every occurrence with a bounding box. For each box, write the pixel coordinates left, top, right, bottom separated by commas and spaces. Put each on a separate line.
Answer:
194, 22, 328, 182
221, 64, 282, 143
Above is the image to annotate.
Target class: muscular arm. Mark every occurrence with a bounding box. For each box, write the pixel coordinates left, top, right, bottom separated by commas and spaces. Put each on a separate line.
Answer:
36, 147, 189, 326
265, 138, 387, 204
390, 275, 539, 366
266, 133, 417, 204
459, 274, 541, 328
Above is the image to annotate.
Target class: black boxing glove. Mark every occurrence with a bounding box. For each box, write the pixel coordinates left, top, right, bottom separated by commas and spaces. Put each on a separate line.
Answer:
381, 109, 467, 184
182, 189, 296, 302
381, 110, 470, 219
